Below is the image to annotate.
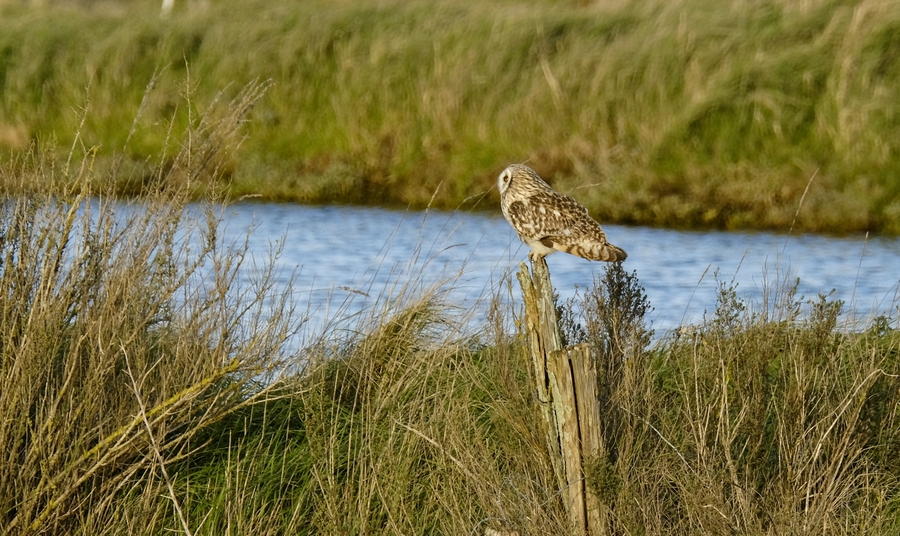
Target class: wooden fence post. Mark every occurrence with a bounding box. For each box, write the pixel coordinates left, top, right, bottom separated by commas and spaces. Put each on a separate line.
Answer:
516, 258, 607, 536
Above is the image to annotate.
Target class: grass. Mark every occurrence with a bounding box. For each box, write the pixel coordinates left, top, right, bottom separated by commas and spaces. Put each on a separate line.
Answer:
2, 0, 900, 233
1, 29, 900, 535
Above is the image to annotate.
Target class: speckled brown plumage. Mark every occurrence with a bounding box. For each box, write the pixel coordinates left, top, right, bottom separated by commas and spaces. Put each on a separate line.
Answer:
498, 164, 626, 262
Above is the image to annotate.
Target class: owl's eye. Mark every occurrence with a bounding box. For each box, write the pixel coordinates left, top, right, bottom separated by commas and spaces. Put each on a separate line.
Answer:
503, 173, 510, 183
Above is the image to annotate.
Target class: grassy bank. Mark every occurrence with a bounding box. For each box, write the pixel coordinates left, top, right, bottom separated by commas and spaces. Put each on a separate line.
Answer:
2, 0, 900, 233
2, 84, 899, 534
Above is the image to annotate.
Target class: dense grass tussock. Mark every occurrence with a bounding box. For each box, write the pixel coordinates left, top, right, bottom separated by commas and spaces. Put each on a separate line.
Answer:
3, 0, 900, 233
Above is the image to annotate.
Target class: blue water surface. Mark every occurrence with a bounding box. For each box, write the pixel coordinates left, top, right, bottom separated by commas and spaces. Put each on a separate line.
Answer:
216, 203, 900, 338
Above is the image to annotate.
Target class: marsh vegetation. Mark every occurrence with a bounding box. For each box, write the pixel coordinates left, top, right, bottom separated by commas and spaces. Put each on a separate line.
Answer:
2, 0, 900, 232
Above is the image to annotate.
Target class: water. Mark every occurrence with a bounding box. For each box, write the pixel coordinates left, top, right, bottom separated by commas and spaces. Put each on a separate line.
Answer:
218, 203, 900, 337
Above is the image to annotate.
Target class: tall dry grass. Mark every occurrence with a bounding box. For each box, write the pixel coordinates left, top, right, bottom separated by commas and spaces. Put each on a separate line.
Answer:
0, 77, 306, 535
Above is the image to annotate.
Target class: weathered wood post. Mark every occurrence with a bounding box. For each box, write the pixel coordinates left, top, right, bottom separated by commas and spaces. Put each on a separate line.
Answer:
516, 258, 607, 536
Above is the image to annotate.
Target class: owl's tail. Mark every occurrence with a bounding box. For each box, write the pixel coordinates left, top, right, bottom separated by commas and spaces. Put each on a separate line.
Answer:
595, 243, 628, 262
563, 241, 628, 262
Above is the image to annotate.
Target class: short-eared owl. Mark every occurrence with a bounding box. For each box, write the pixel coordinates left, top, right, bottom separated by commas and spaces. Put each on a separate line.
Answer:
498, 164, 626, 262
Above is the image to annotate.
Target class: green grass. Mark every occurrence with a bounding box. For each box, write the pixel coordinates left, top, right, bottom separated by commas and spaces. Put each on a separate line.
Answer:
2, 0, 900, 233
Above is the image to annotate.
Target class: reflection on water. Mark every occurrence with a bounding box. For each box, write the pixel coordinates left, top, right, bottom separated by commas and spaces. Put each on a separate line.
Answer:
218, 203, 900, 337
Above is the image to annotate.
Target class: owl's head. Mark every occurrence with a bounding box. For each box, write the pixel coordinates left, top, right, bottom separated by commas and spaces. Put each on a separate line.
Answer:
498, 164, 549, 196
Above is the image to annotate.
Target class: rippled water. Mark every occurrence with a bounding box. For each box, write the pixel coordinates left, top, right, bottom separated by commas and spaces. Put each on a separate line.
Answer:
216, 203, 900, 337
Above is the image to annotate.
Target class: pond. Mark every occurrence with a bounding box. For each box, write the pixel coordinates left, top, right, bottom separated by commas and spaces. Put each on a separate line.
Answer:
215, 203, 900, 338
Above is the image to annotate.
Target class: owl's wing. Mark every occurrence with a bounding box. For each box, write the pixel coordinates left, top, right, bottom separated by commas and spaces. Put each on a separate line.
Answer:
506, 191, 599, 241
507, 191, 626, 261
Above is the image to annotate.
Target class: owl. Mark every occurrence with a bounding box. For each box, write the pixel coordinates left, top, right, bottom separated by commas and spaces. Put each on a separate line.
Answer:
498, 164, 626, 262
